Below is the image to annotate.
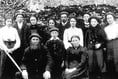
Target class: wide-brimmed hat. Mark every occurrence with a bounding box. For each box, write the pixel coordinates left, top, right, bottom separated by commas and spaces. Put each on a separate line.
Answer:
88, 16, 101, 24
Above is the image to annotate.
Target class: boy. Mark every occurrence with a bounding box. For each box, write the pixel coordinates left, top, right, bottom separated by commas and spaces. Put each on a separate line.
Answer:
43, 27, 66, 79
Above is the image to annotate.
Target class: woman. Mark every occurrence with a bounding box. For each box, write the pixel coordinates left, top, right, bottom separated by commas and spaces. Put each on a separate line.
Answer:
104, 13, 118, 78
85, 16, 106, 79
26, 15, 49, 45
63, 17, 83, 49
46, 18, 57, 35
0, 17, 21, 79
63, 35, 88, 79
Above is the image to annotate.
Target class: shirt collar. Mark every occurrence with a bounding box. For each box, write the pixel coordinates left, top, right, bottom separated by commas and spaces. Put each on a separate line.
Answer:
50, 37, 60, 40
61, 21, 68, 26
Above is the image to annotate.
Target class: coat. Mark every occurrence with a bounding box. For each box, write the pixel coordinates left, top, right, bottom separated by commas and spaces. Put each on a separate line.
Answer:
85, 25, 106, 50
45, 39, 66, 79
21, 45, 48, 79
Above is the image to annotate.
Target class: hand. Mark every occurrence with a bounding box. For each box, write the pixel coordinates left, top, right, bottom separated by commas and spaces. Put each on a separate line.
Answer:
43, 71, 51, 79
4, 49, 12, 54
95, 43, 101, 49
22, 70, 28, 79
61, 61, 64, 67
65, 68, 76, 74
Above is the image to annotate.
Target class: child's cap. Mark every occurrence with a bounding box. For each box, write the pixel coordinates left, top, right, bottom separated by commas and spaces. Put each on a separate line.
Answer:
49, 27, 59, 32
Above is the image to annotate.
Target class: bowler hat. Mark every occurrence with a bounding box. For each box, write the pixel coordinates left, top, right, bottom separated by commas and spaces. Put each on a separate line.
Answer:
29, 33, 42, 40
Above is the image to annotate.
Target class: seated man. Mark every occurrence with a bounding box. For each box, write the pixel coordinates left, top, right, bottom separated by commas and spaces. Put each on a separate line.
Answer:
15, 33, 48, 79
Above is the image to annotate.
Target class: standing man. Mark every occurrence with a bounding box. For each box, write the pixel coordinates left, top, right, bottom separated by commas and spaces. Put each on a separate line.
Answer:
58, 11, 69, 40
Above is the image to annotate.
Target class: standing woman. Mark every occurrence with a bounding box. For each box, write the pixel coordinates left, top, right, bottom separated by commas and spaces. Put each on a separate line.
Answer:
26, 15, 49, 45
45, 18, 57, 37
104, 13, 118, 78
85, 16, 106, 79
63, 35, 88, 79
0, 16, 21, 79
63, 17, 83, 49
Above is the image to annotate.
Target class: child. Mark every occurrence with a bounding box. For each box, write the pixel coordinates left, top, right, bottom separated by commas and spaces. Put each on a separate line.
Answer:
43, 27, 66, 79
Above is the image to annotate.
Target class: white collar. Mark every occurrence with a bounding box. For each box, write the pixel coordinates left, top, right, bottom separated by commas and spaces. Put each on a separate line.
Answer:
50, 37, 60, 40
61, 21, 68, 26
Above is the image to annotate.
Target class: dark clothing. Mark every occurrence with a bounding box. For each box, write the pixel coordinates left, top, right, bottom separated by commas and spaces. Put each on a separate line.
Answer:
17, 45, 48, 79
14, 22, 28, 49
85, 25, 106, 77
76, 19, 90, 47
0, 51, 18, 79
0, 41, 19, 79
45, 39, 66, 79
14, 22, 28, 67
22, 46, 48, 75
85, 25, 106, 50
63, 46, 88, 79
57, 22, 69, 40
106, 39, 118, 72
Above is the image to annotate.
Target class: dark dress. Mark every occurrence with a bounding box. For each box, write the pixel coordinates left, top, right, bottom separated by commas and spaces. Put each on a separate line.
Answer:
63, 46, 88, 79
45, 39, 66, 79
0, 41, 18, 79
85, 25, 106, 75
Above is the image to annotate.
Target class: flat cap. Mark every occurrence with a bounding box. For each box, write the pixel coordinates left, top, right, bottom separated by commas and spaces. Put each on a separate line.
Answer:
60, 11, 69, 15
49, 27, 59, 32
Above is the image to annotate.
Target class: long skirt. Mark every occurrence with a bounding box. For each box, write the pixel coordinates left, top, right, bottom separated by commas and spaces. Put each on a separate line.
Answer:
87, 49, 106, 73
0, 50, 19, 79
106, 39, 118, 72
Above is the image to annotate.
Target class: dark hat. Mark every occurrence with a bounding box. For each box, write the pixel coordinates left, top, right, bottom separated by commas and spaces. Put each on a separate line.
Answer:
15, 13, 24, 19
49, 27, 59, 32
29, 33, 42, 40
88, 16, 101, 24
69, 12, 77, 18
60, 11, 69, 15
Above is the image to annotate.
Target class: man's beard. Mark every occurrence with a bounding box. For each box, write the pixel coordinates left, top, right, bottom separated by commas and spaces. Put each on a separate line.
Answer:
62, 19, 67, 23
30, 44, 40, 50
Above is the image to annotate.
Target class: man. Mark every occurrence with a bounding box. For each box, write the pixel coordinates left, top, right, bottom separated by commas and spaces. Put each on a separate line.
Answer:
16, 33, 48, 79
58, 11, 69, 40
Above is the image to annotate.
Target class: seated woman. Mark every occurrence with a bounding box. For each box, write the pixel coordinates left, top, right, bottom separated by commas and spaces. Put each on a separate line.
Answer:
63, 35, 88, 79
0, 17, 21, 79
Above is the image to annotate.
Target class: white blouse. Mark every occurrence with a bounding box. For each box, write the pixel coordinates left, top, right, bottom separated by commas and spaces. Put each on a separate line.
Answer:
0, 26, 21, 50
63, 27, 83, 49
104, 22, 118, 40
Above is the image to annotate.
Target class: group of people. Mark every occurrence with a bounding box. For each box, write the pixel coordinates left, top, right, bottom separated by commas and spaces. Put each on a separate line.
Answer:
0, 8, 118, 79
